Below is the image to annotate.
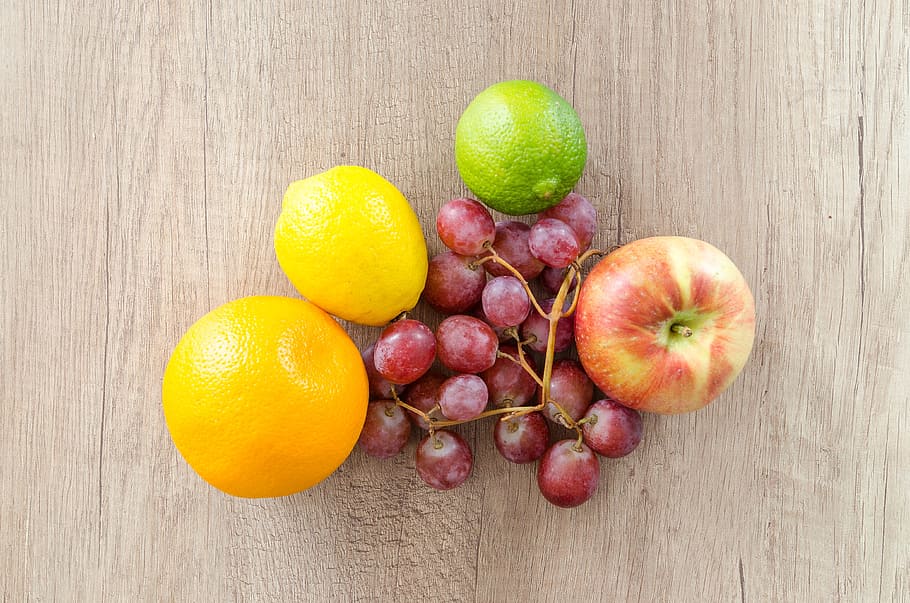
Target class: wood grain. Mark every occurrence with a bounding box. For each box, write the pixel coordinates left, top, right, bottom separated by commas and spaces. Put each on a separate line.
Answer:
1, 1, 907, 600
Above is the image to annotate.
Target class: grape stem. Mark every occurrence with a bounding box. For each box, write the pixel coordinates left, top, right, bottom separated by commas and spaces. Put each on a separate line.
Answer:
561, 264, 582, 318
577, 248, 606, 264
470, 250, 548, 319
573, 430, 585, 452
393, 252, 596, 439
390, 386, 438, 434
394, 399, 431, 423
560, 249, 605, 318
430, 404, 542, 428
538, 257, 575, 423
497, 263, 584, 435
497, 348, 581, 431
496, 349, 544, 387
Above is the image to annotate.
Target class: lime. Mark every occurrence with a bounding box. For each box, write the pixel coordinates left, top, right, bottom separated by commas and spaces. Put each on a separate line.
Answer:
455, 80, 587, 215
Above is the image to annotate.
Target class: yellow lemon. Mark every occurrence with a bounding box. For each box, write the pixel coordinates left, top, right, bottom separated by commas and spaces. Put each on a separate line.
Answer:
274, 166, 428, 326
162, 296, 368, 498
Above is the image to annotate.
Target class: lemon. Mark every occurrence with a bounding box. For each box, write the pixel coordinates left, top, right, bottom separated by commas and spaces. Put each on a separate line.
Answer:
455, 80, 587, 215
274, 166, 428, 326
162, 296, 369, 498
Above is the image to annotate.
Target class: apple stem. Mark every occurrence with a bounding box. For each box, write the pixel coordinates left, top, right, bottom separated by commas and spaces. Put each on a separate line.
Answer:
670, 323, 693, 337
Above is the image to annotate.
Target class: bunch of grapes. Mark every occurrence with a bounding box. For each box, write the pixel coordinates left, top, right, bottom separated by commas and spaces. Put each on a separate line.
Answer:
357, 194, 644, 508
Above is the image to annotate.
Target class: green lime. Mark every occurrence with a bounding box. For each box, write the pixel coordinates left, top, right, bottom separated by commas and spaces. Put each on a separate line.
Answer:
454, 80, 587, 215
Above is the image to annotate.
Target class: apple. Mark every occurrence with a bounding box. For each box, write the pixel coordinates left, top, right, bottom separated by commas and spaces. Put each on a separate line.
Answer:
574, 236, 755, 414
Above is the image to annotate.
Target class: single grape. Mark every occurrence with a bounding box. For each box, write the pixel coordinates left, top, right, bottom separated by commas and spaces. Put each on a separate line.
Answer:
404, 372, 445, 429
415, 430, 473, 490
358, 400, 412, 459
482, 221, 545, 281
436, 198, 496, 255
438, 374, 488, 421
361, 343, 400, 400
472, 304, 512, 342
423, 251, 486, 315
581, 399, 643, 458
543, 359, 594, 425
540, 266, 579, 295
528, 218, 580, 268
537, 439, 600, 508
493, 412, 550, 464
373, 319, 436, 385
436, 315, 498, 373
520, 298, 574, 353
481, 345, 538, 408
539, 192, 597, 251
481, 276, 531, 327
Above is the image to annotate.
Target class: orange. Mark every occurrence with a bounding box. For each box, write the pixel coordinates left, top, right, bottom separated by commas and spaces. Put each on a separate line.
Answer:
162, 296, 368, 498
455, 80, 587, 215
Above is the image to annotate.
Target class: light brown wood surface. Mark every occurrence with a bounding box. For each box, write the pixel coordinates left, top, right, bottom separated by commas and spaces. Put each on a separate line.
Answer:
2, 1, 908, 601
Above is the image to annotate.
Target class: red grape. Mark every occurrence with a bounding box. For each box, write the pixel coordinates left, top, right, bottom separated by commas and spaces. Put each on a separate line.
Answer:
438, 374, 488, 421
423, 251, 486, 315
404, 372, 445, 429
539, 192, 597, 251
481, 276, 531, 327
415, 430, 473, 490
520, 298, 574, 353
581, 399, 643, 458
493, 412, 550, 464
540, 266, 579, 295
543, 359, 594, 424
482, 221, 545, 281
537, 439, 600, 508
528, 218, 580, 268
481, 345, 538, 408
472, 304, 512, 342
436, 198, 496, 255
436, 315, 498, 373
373, 319, 436, 384
361, 343, 400, 400
358, 400, 412, 459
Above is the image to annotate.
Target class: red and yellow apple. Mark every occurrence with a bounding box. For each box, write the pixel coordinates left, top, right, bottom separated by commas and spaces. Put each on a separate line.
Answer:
575, 236, 755, 414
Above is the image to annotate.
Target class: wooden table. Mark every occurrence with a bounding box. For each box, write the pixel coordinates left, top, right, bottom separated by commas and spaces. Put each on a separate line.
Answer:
2, 2, 907, 600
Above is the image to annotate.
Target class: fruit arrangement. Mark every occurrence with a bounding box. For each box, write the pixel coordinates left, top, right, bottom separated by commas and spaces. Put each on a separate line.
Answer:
162, 79, 756, 508
358, 193, 755, 507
